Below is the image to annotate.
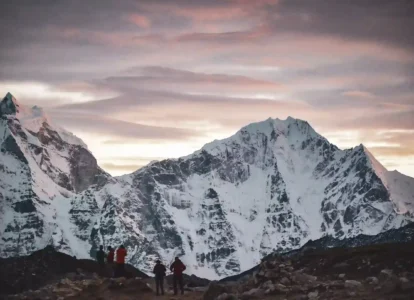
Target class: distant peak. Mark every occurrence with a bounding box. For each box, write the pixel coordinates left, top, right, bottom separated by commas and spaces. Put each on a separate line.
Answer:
242, 116, 315, 135
0, 92, 21, 116
3, 92, 18, 104
357, 145, 388, 175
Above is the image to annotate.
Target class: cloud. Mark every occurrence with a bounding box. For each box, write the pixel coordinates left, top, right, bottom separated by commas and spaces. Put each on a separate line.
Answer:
48, 109, 201, 141
263, 0, 414, 53
100, 162, 144, 174
337, 110, 414, 131
174, 6, 247, 21
126, 14, 151, 28
1, 0, 414, 177
342, 90, 375, 99
106, 66, 285, 97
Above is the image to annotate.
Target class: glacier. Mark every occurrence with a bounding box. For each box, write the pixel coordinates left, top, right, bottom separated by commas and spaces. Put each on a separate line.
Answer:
0, 93, 413, 279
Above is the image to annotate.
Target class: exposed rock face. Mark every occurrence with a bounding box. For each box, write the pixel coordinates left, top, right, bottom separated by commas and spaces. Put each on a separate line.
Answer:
90, 117, 412, 278
0, 93, 110, 258
1, 93, 413, 280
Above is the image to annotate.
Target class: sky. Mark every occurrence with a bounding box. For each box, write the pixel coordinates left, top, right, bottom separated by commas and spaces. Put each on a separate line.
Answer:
1, 0, 414, 177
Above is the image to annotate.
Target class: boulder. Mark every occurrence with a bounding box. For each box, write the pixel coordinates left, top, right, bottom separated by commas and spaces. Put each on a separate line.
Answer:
216, 293, 237, 300
366, 277, 379, 285
264, 270, 280, 280
338, 274, 346, 279
379, 269, 393, 281
261, 280, 274, 290
241, 288, 265, 299
291, 271, 317, 284
333, 262, 349, 269
344, 280, 362, 289
347, 291, 356, 297
326, 280, 344, 289
280, 277, 291, 286
293, 295, 308, 300
308, 290, 318, 299
265, 283, 289, 295
399, 277, 412, 291
203, 282, 230, 300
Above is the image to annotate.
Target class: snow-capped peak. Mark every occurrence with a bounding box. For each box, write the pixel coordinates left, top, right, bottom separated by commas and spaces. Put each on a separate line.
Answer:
361, 145, 388, 175
201, 116, 323, 156
360, 145, 414, 214
0, 93, 87, 148
0, 92, 26, 116
1, 92, 49, 127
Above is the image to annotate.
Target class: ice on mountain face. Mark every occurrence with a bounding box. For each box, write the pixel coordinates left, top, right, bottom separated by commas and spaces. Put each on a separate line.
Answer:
0, 93, 109, 260
0, 92, 413, 280
86, 117, 412, 279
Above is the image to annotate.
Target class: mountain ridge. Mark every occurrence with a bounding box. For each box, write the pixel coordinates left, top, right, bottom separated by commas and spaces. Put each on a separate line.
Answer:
0, 93, 413, 280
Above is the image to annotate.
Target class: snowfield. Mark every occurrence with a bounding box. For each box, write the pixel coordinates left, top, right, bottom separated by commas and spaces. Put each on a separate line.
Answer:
0, 93, 413, 279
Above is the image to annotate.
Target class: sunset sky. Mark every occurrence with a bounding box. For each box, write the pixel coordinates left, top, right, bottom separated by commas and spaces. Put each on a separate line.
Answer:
1, 0, 413, 176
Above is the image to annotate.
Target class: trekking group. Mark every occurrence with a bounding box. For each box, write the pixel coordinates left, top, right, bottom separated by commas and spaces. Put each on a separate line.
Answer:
96, 245, 187, 296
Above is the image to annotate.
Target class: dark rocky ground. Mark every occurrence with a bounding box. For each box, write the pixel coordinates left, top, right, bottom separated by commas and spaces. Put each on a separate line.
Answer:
1, 242, 414, 300
206, 242, 414, 300
0, 246, 148, 296
0, 246, 209, 300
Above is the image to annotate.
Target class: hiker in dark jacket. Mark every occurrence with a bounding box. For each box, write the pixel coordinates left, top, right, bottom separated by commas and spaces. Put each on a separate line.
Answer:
153, 260, 167, 295
96, 245, 105, 267
170, 257, 186, 295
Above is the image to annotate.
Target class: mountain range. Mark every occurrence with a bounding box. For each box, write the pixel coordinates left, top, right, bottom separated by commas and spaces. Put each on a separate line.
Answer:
0, 92, 413, 279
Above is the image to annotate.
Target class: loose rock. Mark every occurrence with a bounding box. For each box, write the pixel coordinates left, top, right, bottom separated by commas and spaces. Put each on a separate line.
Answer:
344, 280, 362, 289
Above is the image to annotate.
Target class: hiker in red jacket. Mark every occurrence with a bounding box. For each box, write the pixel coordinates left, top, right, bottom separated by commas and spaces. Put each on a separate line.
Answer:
107, 246, 115, 263
107, 246, 115, 277
170, 257, 186, 295
115, 245, 127, 277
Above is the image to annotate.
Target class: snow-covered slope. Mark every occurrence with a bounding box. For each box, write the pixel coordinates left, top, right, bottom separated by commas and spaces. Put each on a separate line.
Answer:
93, 117, 412, 279
0, 93, 110, 258
0, 93, 413, 280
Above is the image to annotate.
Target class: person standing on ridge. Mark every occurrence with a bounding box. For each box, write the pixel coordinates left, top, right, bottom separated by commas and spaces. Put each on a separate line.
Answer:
170, 257, 186, 295
96, 245, 105, 273
107, 246, 115, 277
107, 246, 115, 263
153, 260, 167, 296
115, 245, 127, 277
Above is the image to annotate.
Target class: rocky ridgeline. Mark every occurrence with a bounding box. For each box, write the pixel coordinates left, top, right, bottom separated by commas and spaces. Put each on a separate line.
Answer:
0, 246, 209, 300
2, 276, 153, 300
203, 242, 414, 300
1, 242, 414, 300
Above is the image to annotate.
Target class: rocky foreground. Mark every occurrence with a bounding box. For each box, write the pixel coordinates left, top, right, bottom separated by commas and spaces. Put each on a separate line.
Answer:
208, 242, 414, 300
1, 242, 414, 300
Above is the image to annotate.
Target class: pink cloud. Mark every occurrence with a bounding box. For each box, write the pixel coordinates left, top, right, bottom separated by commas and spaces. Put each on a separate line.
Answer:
342, 90, 375, 99
175, 6, 247, 22
126, 14, 151, 28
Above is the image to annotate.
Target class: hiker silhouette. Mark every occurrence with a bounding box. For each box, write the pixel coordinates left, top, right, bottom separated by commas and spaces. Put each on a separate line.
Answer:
115, 245, 127, 277
153, 260, 167, 295
170, 257, 186, 295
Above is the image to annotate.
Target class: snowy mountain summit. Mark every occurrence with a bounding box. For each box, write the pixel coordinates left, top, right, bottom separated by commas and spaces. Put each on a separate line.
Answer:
1, 93, 413, 279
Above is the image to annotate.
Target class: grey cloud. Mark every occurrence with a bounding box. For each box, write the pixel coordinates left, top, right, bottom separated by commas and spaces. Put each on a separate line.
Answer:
336, 110, 414, 131
104, 66, 283, 95
48, 109, 201, 140
100, 163, 144, 174
268, 0, 414, 52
